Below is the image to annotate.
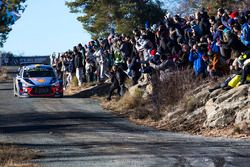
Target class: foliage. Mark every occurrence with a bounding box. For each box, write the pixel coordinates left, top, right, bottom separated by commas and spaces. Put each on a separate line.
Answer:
206, 0, 249, 15
151, 69, 202, 113
174, 0, 250, 15
0, 0, 26, 47
65, 0, 166, 38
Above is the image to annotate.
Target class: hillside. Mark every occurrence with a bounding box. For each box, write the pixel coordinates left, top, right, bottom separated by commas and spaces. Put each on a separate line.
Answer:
102, 75, 250, 138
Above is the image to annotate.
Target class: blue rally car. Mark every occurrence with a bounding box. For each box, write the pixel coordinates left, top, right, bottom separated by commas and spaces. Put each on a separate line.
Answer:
13, 64, 63, 97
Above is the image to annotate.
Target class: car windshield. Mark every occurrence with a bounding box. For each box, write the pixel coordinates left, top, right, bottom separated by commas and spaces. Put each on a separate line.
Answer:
23, 67, 55, 78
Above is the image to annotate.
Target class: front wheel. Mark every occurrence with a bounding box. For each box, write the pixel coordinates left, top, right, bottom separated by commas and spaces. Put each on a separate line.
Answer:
55, 93, 63, 98
58, 94, 63, 98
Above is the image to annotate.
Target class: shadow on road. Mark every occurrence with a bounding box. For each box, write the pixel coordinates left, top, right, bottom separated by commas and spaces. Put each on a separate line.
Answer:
0, 111, 146, 134
0, 81, 12, 84
64, 83, 110, 98
0, 88, 13, 91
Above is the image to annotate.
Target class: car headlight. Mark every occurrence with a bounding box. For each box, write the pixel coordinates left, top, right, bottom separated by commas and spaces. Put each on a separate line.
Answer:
50, 78, 57, 84
52, 81, 60, 87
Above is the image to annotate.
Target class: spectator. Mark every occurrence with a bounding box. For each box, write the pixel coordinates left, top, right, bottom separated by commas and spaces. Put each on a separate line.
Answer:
150, 54, 176, 80
74, 46, 84, 86
53, 6, 250, 98
239, 16, 250, 47
78, 43, 86, 82
239, 53, 250, 85
107, 65, 127, 101
189, 44, 207, 78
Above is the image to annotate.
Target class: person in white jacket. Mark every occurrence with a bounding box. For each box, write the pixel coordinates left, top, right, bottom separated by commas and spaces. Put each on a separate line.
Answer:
135, 35, 154, 62
93, 45, 109, 82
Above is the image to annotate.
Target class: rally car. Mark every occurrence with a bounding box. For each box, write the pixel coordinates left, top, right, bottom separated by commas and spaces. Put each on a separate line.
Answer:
13, 64, 63, 97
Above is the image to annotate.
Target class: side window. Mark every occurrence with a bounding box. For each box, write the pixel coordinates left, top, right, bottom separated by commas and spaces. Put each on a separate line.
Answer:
20, 69, 24, 78
53, 68, 58, 78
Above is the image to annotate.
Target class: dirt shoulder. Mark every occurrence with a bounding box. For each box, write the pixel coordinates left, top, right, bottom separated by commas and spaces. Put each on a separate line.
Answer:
0, 144, 39, 167
101, 96, 250, 139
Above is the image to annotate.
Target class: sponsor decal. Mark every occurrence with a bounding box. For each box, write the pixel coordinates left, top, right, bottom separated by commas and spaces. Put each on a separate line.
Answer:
37, 79, 45, 83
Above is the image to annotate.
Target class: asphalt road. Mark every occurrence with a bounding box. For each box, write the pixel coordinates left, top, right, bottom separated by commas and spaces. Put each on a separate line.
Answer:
1, 81, 250, 167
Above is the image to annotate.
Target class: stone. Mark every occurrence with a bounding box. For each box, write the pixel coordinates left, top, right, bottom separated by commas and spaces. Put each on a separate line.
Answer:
235, 108, 250, 125
204, 85, 250, 128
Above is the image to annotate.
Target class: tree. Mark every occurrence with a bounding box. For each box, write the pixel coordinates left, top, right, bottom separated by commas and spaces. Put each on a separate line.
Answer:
173, 0, 250, 16
0, 0, 26, 47
65, 0, 166, 38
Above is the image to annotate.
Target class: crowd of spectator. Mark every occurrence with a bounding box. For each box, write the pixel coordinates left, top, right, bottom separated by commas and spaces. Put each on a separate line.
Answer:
51, 7, 250, 100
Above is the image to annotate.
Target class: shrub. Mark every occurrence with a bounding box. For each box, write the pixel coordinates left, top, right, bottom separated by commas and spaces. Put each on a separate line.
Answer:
71, 76, 78, 87
0, 67, 8, 81
152, 69, 202, 113
118, 88, 143, 110
185, 97, 197, 112
0, 145, 39, 167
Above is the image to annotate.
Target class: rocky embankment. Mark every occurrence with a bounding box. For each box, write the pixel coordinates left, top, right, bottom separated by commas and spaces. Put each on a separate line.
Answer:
204, 85, 250, 131
67, 78, 250, 138
126, 81, 250, 138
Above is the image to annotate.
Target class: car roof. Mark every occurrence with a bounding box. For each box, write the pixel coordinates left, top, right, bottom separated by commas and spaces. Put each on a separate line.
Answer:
23, 64, 53, 70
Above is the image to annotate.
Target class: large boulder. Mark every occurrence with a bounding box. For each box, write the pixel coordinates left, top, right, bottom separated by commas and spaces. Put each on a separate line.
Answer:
204, 85, 250, 128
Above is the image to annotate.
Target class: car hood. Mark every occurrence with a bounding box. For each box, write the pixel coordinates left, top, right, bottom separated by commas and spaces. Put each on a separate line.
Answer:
28, 77, 54, 86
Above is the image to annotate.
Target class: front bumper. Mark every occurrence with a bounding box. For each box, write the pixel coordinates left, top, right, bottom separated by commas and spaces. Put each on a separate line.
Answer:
20, 86, 63, 97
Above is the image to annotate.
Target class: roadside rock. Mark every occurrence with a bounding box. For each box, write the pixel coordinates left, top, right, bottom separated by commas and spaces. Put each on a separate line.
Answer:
128, 83, 152, 99
234, 121, 250, 134
204, 85, 250, 128
143, 84, 153, 99
235, 108, 250, 125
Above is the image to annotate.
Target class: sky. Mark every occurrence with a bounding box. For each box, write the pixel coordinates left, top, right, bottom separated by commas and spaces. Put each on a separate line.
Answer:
1, 0, 91, 56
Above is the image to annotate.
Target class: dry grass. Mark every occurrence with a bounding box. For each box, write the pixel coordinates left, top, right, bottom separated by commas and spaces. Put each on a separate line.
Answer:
0, 67, 8, 81
152, 69, 206, 113
0, 145, 39, 167
103, 69, 211, 134
102, 92, 143, 113
65, 81, 96, 95
71, 76, 78, 87
102, 86, 157, 120
3, 161, 38, 167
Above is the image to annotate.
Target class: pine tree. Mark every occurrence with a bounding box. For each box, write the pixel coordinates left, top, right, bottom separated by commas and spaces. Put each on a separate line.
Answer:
0, 0, 26, 47
66, 0, 166, 38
